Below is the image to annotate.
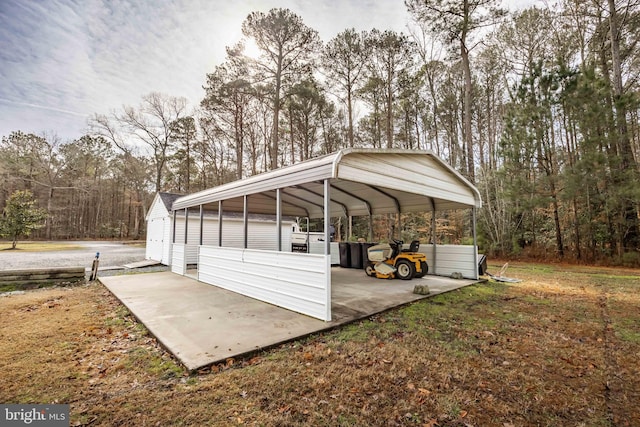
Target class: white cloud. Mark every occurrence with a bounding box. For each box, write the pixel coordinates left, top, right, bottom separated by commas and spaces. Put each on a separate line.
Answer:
0, 0, 414, 141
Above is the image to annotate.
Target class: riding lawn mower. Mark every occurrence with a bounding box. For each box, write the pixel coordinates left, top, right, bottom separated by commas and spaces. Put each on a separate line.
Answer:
365, 239, 428, 280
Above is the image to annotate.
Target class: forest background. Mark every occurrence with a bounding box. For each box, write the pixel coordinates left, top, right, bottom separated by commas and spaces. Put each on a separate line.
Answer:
1, 0, 639, 265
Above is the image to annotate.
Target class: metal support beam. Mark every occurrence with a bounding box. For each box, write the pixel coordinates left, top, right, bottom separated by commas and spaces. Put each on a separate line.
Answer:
324, 179, 331, 255
281, 189, 324, 212
431, 199, 437, 275
331, 184, 374, 241
243, 195, 248, 249
276, 188, 282, 251
218, 200, 223, 247
261, 191, 310, 218
294, 184, 349, 217
172, 210, 177, 244
472, 207, 478, 279
306, 217, 310, 253
184, 208, 188, 244
199, 205, 203, 246
364, 184, 401, 214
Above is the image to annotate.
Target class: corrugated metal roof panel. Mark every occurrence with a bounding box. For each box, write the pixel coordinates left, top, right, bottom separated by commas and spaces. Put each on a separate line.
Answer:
172, 148, 481, 216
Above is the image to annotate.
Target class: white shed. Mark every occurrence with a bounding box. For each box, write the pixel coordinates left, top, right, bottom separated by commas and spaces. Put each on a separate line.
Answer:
170, 148, 482, 321
146, 192, 295, 266
146, 192, 181, 265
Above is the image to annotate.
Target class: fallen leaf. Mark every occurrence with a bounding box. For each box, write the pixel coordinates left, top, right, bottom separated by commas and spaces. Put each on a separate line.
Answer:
418, 388, 431, 395
407, 383, 415, 390
459, 410, 468, 418
303, 352, 313, 361
423, 419, 439, 427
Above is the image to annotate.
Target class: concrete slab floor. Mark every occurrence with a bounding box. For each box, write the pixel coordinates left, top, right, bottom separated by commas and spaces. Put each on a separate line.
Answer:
99, 268, 481, 370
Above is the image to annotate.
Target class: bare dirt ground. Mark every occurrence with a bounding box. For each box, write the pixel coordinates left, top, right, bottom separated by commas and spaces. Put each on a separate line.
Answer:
0, 261, 639, 426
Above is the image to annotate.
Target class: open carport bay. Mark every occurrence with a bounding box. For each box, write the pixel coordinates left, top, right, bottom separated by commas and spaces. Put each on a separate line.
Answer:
100, 267, 480, 370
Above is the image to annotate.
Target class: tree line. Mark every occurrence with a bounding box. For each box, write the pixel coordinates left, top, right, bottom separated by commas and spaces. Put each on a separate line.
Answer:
1, 0, 639, 264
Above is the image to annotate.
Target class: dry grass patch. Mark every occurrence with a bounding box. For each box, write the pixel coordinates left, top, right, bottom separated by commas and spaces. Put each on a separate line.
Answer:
0, 242, 85, 251
1, 262, 639, 426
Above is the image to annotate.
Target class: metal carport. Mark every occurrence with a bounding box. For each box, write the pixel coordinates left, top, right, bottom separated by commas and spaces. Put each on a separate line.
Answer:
170, 148, 482, 321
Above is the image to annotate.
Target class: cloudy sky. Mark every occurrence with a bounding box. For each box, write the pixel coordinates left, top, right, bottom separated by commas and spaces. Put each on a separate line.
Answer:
0, 0, 536, 142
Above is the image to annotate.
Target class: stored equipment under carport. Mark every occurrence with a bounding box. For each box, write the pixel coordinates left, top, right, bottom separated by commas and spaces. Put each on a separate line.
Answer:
365, 239, 428, 280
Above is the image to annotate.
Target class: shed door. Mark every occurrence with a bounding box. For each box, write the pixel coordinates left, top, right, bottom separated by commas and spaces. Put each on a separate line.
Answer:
147, 217, 165, 262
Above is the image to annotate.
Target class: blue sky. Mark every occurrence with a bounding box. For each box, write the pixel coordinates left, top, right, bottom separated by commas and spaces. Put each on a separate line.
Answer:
0, 0, 536, 142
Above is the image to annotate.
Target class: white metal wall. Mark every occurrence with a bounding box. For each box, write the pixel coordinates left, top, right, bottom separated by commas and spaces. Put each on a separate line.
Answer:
171, 244, 186, 275
308, 242, 340, 264
198, 246, 331, 321
422, 244, 477, 279
175, 217, 293, 251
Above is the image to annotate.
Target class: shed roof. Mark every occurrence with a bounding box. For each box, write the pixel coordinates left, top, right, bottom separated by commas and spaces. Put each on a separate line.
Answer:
172, 149, 481, 218
158, 192, 184, 211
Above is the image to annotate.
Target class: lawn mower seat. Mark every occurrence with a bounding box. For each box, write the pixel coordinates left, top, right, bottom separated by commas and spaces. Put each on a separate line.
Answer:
402, 240, 420, 252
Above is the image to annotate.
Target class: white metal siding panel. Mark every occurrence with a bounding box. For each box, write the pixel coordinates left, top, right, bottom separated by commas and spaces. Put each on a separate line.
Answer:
308, 242, 340, 264
185, 244, 199, 264
422, 244, 477, 279
196, 218, 294, 250
171, 244, 186, 275
198, 246, 331, 321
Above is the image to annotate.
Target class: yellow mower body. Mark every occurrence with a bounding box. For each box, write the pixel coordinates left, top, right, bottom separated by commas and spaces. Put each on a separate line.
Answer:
365, 239, 428, 280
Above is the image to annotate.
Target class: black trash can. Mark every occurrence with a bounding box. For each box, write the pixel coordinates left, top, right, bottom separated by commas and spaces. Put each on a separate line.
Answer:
349, 242, 363, 269
361, 242, 378, 269
339, 242, 351, 268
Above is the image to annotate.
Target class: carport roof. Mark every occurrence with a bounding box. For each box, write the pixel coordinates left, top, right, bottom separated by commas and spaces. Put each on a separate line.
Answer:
172, 148, 481, 218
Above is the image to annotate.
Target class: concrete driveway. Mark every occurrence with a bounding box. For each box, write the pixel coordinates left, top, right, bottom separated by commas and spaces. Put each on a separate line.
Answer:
0, 241, 146, 271
100, 268, 480, 370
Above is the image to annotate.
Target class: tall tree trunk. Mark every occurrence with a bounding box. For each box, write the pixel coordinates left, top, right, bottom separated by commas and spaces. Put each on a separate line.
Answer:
607, 0, 639, 251
347, 84, 355, 148
46, 187, 53, 240
271, 57, 283, 170
461, 0, 474, 183
386, 68, 394, 148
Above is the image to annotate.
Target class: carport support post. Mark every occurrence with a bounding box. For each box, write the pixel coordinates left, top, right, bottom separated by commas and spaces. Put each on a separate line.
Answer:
324, 179, 330, 255
199, 205, 203, 246
431, 201, 437, 275
218, 201, 223, 247
172, 210, 177, 244
276, 188, 282, 251
243, 195, 248, 249
184, 208, 188, 244
472, 207, 478, 280
306, 217, 310, 253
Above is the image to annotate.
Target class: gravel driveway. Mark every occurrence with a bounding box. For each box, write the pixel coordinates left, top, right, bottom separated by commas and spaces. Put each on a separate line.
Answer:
0, 241, 147, 271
